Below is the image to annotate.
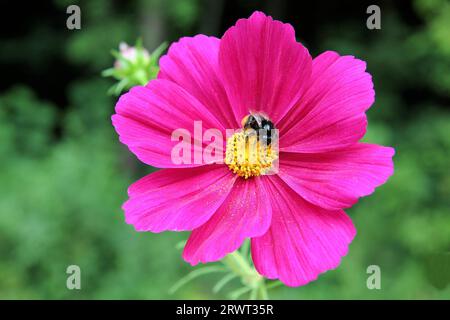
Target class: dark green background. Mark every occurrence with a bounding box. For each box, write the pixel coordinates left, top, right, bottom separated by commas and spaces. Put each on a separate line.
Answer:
0, 0, 449, 299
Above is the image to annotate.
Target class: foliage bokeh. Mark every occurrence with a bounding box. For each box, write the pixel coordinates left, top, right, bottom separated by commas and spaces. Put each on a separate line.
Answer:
0, 0, 449, 299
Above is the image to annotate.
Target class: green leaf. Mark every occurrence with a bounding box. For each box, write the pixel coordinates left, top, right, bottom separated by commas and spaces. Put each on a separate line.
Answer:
212, 273, 237, 293
228, 286, 252, 300
169, 266, 227, 295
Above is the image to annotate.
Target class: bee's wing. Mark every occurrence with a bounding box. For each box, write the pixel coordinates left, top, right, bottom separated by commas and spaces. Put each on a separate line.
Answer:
244, 127, 259, 139
250, 109, 270, 118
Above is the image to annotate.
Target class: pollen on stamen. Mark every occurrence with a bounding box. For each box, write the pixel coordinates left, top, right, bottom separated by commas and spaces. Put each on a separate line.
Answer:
225, 130, 278, 179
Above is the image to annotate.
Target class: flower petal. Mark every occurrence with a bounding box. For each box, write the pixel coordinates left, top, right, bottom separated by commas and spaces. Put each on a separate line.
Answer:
278, 143, 395, 210
158, 35, 238, 129
123, 165, 236, 232
112, 79, 226, 168
183, 176, 272, 264
251, 176, 356, 287
280, 51, 374, 153
219, 11, 312, 125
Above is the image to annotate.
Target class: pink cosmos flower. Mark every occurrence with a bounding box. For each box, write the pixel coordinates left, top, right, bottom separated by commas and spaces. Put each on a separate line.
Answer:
112, 11, 395, 287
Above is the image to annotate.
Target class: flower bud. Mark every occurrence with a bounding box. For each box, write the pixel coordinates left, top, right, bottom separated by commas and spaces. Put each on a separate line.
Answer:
102, 40, 167, 95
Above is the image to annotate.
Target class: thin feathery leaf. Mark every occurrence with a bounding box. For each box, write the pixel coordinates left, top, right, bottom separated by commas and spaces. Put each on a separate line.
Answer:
266, 280, 283, 289
212, 273, 237, 293
169, 266, 227, 295
229, 286, 252, 300
150, 42, 168, 63
175, 240, 187, 250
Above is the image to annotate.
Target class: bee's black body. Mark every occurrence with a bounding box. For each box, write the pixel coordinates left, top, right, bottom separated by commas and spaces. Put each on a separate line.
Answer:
243, 114, 275, 145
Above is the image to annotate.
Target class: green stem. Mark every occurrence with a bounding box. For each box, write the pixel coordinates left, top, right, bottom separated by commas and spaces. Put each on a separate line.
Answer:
221, 251, 254, 278
221, 249, 269, 300
258, 282, 269, 300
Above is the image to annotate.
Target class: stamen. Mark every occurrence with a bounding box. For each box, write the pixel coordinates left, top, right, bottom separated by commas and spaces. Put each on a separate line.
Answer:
225, 130, 277, 179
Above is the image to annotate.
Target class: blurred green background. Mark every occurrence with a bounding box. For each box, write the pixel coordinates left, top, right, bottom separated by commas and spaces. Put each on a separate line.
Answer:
0, 0, 449, 299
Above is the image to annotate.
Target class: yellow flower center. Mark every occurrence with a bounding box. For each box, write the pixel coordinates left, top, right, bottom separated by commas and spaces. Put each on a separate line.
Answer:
225, 130, 278, 179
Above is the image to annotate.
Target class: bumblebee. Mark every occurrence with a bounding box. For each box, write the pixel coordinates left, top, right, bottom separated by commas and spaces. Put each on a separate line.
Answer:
241, 112, 276, 146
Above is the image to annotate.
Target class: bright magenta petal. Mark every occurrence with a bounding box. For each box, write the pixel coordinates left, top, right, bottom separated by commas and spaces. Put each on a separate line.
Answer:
158, 35, 238, 129
278, 143, 395, 210
219, 11, 312, 125
251, 176, 356, 287
183, 176, 272, 264
280, 51, 374, 152
112, 79, 226, 168
123, 165, 236, 232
